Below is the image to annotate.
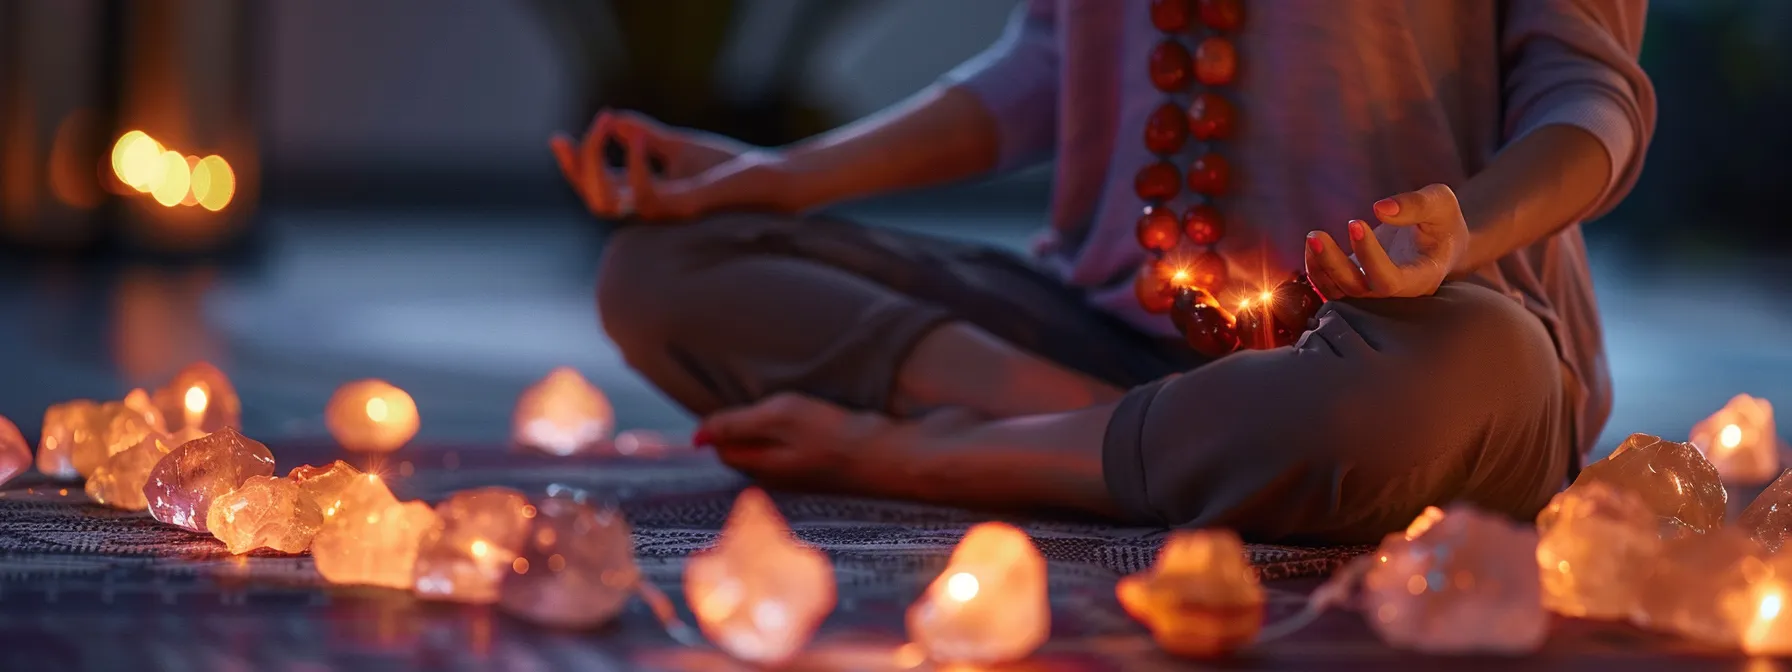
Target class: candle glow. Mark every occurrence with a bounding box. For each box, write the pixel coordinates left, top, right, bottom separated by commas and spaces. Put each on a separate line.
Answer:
907, 522, 1049, 665
326, 379, 420, 453
1690, 394, 1779, 485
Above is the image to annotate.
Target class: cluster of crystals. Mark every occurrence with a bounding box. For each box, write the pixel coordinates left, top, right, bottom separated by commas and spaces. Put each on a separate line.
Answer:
1690, 393, 1779, 485
685, 488, 835, 666
513, 368, 616, 456
1116, 528, 1265, 657
38, 361, 243, 495
143, 427, 277, 531
907, 522, 1050, 665
325, 379, 420, 454
1361, 505, 1548, 654
1529, 432, 1792, 653
39, 392, 167, 481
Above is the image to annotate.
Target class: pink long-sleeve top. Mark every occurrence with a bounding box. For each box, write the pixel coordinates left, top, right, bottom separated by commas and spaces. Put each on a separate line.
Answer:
942, 0, 1656, 457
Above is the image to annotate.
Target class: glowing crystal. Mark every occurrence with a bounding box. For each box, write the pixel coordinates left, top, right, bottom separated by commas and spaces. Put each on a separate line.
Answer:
79, 395, 166, 477
0, 415, 29, 486
1116, 529, 1264, 658
153, 361, 242, 440
1535, 481, 1660, 620
499, 491, 640, 628
38, 400, 102, 479
513, 367, 615, 455
1733, 556, 1792, 655
312, 499, 442, 589
685, 488, 834, 664
288, 460, 371, 519
1362, 506, 1546, 654
414, 487, 534, 603
206, 475, 323, 554
1690, 394, 1779, 485
1570, 433, 1726, 538
1741, 469, 1792, 553
907, 522, 1049, 665
85, 436, 175, 510
142, 427, 276, 532
1632, 528, 1769, 646
326, 379, 420, 453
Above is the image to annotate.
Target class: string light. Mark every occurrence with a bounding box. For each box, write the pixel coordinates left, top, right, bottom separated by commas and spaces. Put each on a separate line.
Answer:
106, 131, 236, 210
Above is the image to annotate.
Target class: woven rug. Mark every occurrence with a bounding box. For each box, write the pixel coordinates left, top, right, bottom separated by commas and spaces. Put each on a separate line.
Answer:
0, 441, 1367, 589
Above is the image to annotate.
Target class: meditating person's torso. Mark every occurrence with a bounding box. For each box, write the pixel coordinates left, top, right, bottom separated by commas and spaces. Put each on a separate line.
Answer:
949, 0, 1654, 457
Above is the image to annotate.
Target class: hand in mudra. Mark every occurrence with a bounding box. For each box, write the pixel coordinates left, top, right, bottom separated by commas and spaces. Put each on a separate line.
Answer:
549, 109, 786, 221
1303, 183, 1471, 300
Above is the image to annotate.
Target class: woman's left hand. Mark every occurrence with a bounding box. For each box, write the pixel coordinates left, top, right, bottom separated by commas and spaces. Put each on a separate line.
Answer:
1304, 183, 1470, 300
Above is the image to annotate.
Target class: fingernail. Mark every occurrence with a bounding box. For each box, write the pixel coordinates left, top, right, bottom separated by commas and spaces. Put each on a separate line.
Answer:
1374, 199, 1400, 217
1348, 220, 1366, 242
1307, 232, 1323, 253
691, 429, 714, 447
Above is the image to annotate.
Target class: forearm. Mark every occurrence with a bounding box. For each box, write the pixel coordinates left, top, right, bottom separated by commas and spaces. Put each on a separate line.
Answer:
1452, 124, 1613, 276
770, 84, 1000, 212
859, 405, 1121, 519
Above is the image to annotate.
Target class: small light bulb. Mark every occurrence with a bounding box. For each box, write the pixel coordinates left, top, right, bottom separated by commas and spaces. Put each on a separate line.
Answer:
366, 397, 389, 422
1762, 592, 1783, 621
946, 572, 980, 602
184, 386, 208, 414
1721, 424, 1743, 450
470, 540, 489, 558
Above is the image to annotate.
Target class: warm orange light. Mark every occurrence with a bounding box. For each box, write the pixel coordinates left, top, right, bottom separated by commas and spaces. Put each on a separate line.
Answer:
907, 522, 1049, 664
179, 156, 202, 206
1723, 424, 1744, 450
150, 150, 191, 207
1259, 290, 1274, 304
1115, 529, 1265, 658
1169, 269, 1192, 286
1404, 506, 1446, 540
326, 380, 420, 453
366, 397, 389, 422
1691, 394, 1779, 485
192, 155, 235, 211
684, 488, 835, 666
946, 572, 980, 602
112, 131, 165, 192
184, 386, 208, 414
513, 367, 615, 455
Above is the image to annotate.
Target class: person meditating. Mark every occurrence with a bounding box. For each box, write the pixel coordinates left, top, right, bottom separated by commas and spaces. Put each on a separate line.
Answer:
551, 0, 1654, 544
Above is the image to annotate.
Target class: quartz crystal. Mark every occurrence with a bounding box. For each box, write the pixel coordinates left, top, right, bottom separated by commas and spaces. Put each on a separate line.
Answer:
414, 487, 534, 603
38, 400, 102, 479
80, 396, 166, 477
326, 379, 420, 453
908, 522, 1049, 665
1741, 469, 1792, 553
85, 436, 175, 510
206, 475, 323, 554
1632, 528, 1769, 646
685, 488, 834, 664
153, 361, 242, 441
1732, 554, 1792, 655
142, 427, 276, 532
513, 367, 615, 456
499, 491, 640, 628
1362, 506, 1546, 654
1569, 433, 1726, 538
1116, 529, 1264, 657
1690, 394, 1780, 485
312, 499, 442, 589
1534, 481, 1661, 620
0, 415, 30, 486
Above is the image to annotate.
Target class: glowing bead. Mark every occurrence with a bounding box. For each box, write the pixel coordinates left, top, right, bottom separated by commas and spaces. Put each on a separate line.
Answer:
1197, 0, 1244, 31
1134, 161, 1181, 203
1144, 102, 1189, 155
1181, 205, 1224, 246
1194, 37, 1237, 86
1134, 262, 1178, 315
1136, 206, 1182, 253
1186, 153, 1231, 196
1170, 289, 1239, 358
1150, 0, 1194, 32
1187, 93, 1236, 141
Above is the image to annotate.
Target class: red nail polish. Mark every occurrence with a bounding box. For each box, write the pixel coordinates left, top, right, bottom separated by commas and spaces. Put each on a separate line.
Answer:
1374, 199, 1400, 217
1349, 220, 1366, 242
1307, 234, 1323, 253
691, 429, 714, 447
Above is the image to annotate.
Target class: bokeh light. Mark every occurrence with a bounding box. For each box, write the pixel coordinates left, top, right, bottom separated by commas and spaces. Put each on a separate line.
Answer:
112, 131, 165, 192
150, 150, 191, 207
192, 155, 235, 211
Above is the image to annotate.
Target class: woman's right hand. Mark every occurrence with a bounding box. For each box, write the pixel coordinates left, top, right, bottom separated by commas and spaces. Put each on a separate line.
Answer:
550, 109, 792, 221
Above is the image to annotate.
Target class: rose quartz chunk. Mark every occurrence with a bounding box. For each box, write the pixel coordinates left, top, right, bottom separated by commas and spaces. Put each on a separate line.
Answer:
1117, 529, 1264, 658
1363, 506, 1546, 654
312, 499, 442, 589
1535, 481, 1660, 620
207, 475, 324, 554
80, 395, 166, 477
153, 361, 242, 440
685, 488, 834, 664
908, 522, 1048, 665
85, 436, 176, 510
1632, 528, 1768, 646
0, 415, 30, 486
1570, 433, 1727, 538
288, 461, 375, 520
513, 367, 615, 455
142, 427, 276, 532
1741, 469, 1792, 553
499, 492, 639, 628
414, 487, 534, 603
1690, 394, 1780, 485
38, 400, 102, 479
